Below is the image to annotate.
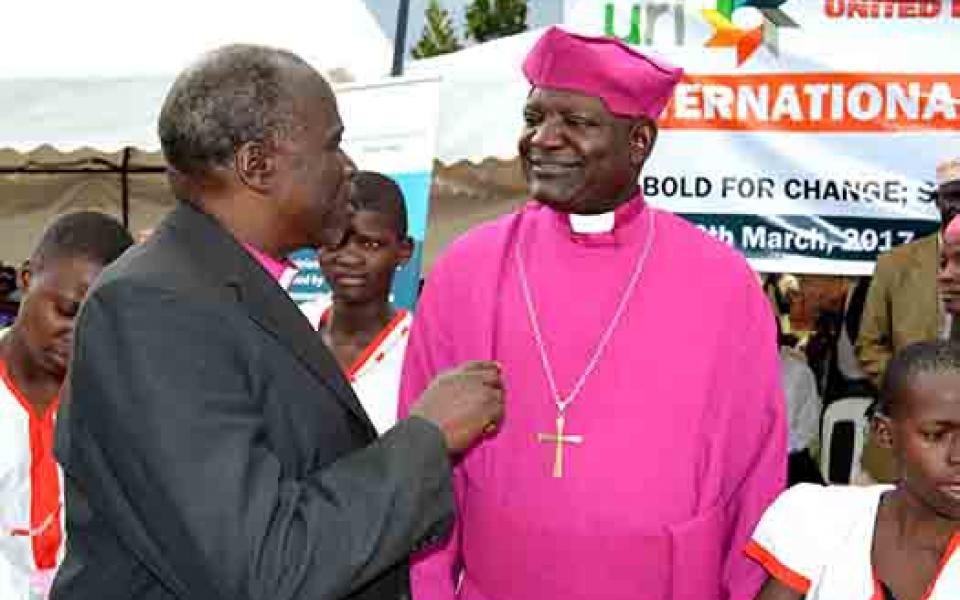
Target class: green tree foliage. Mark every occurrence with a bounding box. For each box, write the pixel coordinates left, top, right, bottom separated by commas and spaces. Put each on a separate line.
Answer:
412, 0, 463, 59
465, 0, 528, 43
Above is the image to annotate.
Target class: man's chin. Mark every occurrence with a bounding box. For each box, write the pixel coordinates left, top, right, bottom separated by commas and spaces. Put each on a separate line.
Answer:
528, 186, 580, 213
332, 290, 376, 306
534, 199, 582, 214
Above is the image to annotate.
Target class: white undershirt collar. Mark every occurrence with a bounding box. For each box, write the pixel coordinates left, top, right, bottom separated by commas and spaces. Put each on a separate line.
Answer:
569, 211, 616, 234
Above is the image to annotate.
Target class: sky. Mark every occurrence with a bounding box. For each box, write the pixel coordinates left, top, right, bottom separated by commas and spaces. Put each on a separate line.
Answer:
364, 0, 564, 63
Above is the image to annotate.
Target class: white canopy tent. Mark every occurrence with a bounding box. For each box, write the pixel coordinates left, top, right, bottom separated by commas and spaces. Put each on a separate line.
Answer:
405, 27, 546, 164
0, 11, 535, 162
0, 0, 392, 152
0, 0, 393, 263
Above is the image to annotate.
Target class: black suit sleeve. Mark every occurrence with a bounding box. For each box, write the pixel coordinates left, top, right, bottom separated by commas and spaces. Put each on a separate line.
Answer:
62, 280, 453, 600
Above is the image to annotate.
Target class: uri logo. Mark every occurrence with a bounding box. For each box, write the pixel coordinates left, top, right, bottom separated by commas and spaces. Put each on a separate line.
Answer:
702, 1, 798, 66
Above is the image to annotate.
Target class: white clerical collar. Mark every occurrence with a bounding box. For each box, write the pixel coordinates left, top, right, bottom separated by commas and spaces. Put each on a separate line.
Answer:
569, 211, 616, 234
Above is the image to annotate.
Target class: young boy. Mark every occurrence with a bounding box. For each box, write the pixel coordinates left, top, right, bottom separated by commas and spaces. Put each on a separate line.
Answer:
0, 211, 133, 599
747, 340, 960, 599
301, 171, 413, 434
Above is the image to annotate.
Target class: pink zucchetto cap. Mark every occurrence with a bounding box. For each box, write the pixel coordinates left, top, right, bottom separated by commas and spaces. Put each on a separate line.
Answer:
944, 215, 960, 244
522, 26, 683, 120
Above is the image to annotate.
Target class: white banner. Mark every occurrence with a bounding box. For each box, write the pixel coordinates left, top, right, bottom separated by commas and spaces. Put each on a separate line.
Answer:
564, 0, 960, 274
288, 76, 440, 307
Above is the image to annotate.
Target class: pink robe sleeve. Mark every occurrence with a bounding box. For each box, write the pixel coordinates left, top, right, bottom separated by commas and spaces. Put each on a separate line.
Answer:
398, 261, 463, 600
720, 280, 788, 600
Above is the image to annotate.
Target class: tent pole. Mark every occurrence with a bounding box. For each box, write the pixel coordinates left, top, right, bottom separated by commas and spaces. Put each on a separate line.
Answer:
120, 147, 131, 229
391, 0, 411, 76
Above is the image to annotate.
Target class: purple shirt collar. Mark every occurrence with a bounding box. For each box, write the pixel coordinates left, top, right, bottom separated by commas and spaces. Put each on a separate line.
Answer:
241, 243, 298, 290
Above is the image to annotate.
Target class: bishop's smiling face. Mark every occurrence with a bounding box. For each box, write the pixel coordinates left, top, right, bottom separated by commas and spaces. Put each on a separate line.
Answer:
519, 87, 646, 215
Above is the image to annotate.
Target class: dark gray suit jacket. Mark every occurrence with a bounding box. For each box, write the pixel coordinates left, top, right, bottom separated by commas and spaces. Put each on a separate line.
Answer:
51, 203, 453, 600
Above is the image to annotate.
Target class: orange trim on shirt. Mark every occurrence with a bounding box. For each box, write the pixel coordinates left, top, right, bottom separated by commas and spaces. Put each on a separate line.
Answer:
0, 359, 62, 570
346, 310, 409, 379
872, 532, 960, 600
745, 540, 812, 594
869, 572, 886, 600
320, 308, 410, 379
920, 532, 960, 600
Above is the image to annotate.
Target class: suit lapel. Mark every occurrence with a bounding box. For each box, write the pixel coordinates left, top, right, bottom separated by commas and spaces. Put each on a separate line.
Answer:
165, 204, 376, 434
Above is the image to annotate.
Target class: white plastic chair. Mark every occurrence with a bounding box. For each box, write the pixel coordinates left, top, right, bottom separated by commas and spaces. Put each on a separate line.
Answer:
820, 397, 873, 484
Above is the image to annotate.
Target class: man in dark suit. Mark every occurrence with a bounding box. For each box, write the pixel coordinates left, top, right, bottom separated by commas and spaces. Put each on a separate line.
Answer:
51, 45, 504, 600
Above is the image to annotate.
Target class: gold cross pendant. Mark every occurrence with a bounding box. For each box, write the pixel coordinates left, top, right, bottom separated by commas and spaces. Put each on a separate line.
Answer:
536, 414, 583, 478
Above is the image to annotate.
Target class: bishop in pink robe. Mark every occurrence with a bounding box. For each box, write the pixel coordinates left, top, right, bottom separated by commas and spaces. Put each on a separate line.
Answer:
399, 27, 786, 600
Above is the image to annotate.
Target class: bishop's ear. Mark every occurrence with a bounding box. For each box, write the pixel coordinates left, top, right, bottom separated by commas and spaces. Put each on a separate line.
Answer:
629, 117, 658, 168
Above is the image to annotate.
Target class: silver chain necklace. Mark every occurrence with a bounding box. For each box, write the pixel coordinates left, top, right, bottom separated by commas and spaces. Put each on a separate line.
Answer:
516, 209, 657, 416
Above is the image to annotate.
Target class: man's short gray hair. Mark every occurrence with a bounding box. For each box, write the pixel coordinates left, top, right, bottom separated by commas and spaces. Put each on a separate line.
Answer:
158, 44, 321, 176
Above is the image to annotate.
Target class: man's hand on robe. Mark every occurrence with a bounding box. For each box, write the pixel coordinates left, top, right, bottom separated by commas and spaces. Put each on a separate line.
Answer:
409, 361, 504, 453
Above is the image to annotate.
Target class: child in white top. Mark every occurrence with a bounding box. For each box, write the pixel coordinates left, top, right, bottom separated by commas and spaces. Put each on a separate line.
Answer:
748, 340, 960, 600
303, 171, 414, 434
0, 212, 132, 599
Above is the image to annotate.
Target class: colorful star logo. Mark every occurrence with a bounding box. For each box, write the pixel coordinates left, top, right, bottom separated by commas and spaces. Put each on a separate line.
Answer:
702, 0, 798, 66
